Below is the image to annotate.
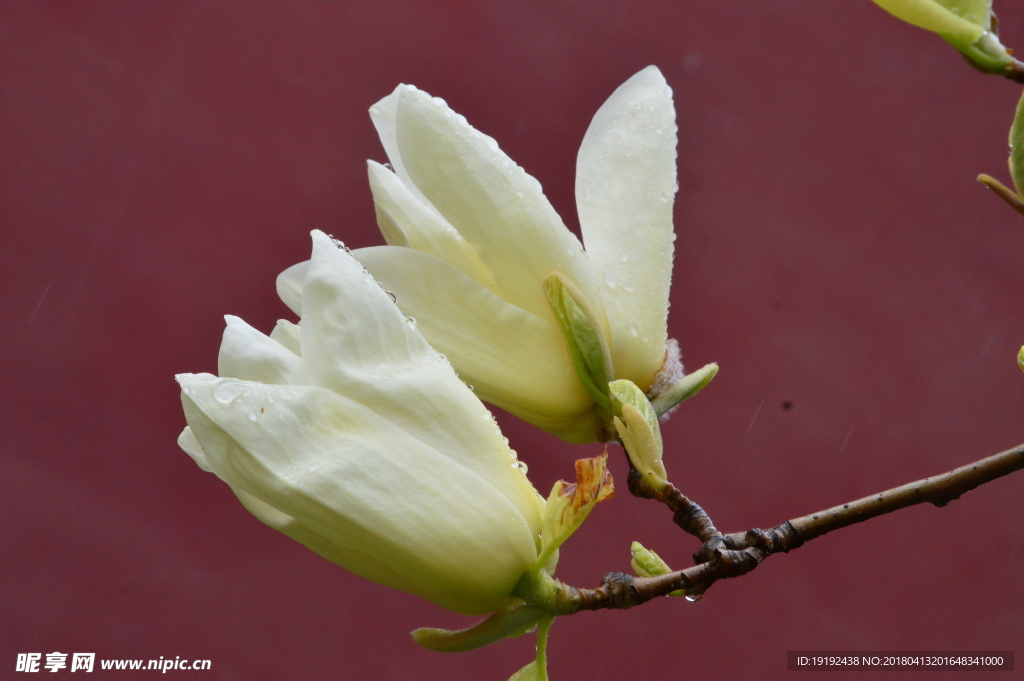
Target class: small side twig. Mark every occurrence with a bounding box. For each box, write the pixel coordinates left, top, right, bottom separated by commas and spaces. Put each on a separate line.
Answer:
562, 442, 1024, 612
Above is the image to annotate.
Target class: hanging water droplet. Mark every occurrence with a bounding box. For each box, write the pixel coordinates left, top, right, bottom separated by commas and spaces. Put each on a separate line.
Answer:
214, 382, 248, 404
604, 271, 618, 288
247, 409, 258, 422
685, 592, 703, 602
406, 317, 417, 329
375, 363, 394, 379
623, 282, 635, 293
513, 461, 529, 474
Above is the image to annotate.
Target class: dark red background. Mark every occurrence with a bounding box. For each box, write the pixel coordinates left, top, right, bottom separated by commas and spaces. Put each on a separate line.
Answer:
3, 2, 1023, 679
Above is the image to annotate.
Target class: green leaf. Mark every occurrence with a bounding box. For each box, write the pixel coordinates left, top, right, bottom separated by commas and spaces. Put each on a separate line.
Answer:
630, 541, 686, 597
610, 379, 667, 489
412, 602, 545, 652
544, 272, 614, 410
872, 0, 988, 42
649, 362, 719, 417
1010, 90, 1024, 196
1017, 346, 1024, 373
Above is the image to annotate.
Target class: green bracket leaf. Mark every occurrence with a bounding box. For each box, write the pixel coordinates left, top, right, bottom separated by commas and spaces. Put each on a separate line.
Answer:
544, 272, 614, 411
649, 362, 719, 417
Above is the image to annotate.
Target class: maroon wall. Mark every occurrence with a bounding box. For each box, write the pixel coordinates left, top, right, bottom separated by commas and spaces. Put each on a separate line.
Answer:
3, 2, 1023, 679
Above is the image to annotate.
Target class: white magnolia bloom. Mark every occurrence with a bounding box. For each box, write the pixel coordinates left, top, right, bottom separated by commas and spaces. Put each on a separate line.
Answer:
177, 230, 545, 616
277, 66, 679, 443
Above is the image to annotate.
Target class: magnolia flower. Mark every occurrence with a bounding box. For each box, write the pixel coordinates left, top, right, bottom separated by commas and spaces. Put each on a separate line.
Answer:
177, 230, 547, 616
278, 66, 714, 443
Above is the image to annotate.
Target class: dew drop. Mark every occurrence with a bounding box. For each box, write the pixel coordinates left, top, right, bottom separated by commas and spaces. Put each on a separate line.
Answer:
383, 162, 393, 171
432, 96, 448, 107
655, 127, 663, 135
214, 382, 248, 404
623, 282, 636, 293
275, 388, 294, 401
685, 593, 703, 602
632, 102, 642, 110
514, 461, 529, 474
406, 317, 417, 329
629, 322, 639, 337
484, 136, 499, 151
604, 271, 618, 288
503, 437, 510, 445
619, 251, 629, 262
375, 363, 394, 379
528, 176, 542, 193
247, 409, 258, 422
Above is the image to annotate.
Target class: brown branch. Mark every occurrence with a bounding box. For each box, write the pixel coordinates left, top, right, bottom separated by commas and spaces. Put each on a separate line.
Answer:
559, 442, 1024, 612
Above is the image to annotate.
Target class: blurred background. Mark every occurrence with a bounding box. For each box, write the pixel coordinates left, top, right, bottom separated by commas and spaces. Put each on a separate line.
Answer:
3, 2, 1023, 679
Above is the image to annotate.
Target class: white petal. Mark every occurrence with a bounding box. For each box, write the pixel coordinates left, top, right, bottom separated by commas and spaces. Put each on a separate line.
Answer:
177, 426, 211, 472
577, 66, 676, 389
269, 319, 301, 356
367, 161, 497, 291
355, 245, 599, 442
394, 86, 608, 332
276, 261, 308, 316
231, 486, 421, 596
299, 231, 545, 529
218, 315, 306, 385
179, 372, 537, 615
369, 85, 438, 210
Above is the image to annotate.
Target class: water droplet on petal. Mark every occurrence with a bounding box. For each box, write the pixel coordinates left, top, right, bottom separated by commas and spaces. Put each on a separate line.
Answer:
406, 317, 417, 329
375, 363, 394, 379
385, 290, 397, 303
383, 162, 393, 171
619, 251, 629, 262
623, 282, 635, 293
528, 176, 542, 193
432, 96, 448, 107
604, 272, 618, 289
214, 382, 248, 404
629, 322, 639, 337
513, 461, 529, 474
276, 388, 294, 401
247, 409, 258, 422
